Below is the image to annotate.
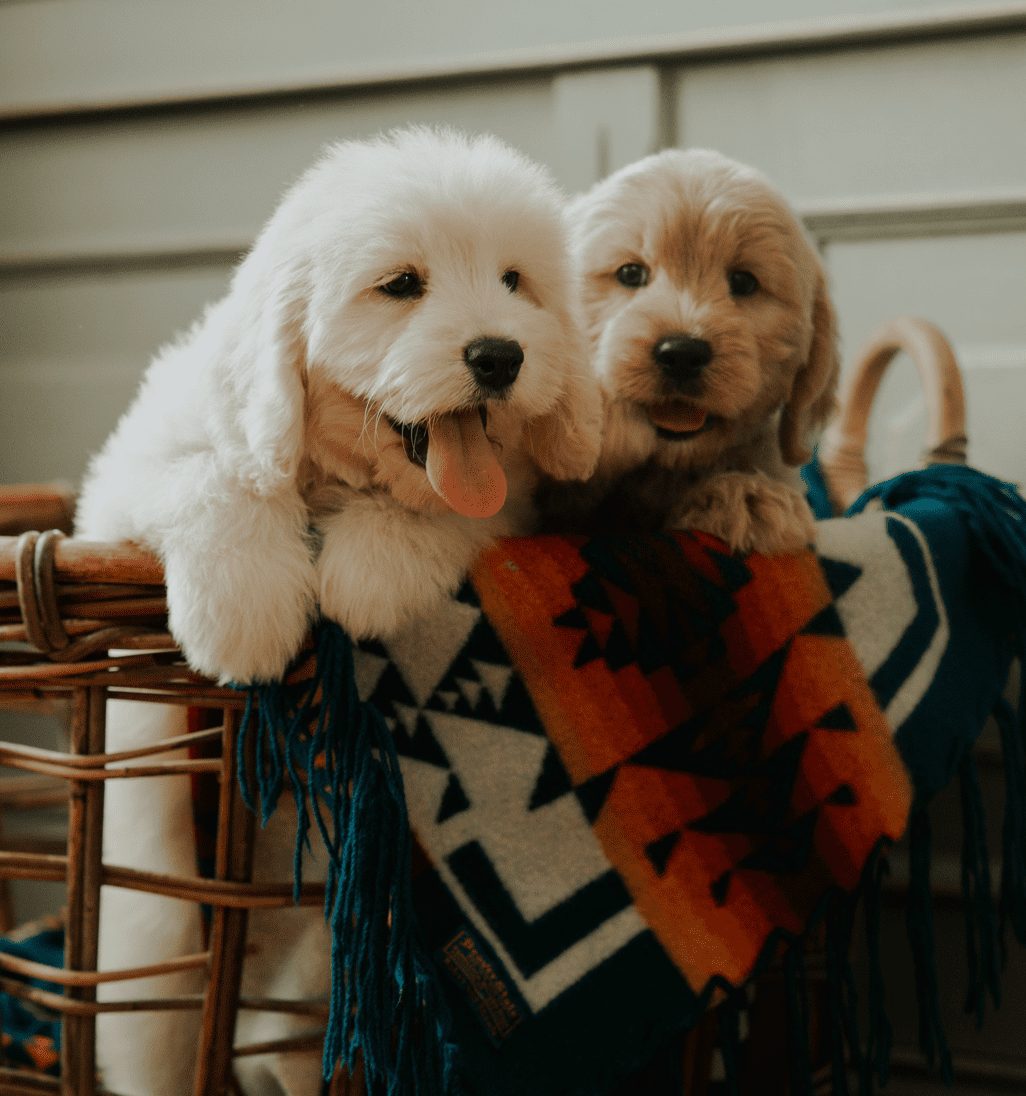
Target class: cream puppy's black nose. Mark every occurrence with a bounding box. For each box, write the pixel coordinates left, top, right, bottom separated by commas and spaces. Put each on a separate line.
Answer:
465, 337, 524, 392
653, 335, 713, 386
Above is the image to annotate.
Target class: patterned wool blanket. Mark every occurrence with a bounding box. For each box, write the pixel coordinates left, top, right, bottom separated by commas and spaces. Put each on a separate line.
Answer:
231, 464, 1026, 1096
341, 527, 912, 1096
4, 465, 1026, 1095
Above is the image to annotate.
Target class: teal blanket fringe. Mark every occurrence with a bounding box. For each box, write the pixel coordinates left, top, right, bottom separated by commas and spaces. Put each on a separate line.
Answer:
239, 622, 462, 1096
846, 464, 1026, 1089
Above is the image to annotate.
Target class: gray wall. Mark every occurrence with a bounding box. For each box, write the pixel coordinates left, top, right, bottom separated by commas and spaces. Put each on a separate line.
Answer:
3, 3, 1026, 489
2, 3, 1025, 489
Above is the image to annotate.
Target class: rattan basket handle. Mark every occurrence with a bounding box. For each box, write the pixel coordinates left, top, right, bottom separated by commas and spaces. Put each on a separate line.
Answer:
818, 315, 967, 515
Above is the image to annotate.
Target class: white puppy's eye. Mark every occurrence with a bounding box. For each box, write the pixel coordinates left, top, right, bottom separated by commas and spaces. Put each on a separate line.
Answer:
501, 270, 519, 292
615, 263, 649, 288
728, 270, 759, 297
381, 272, 423, 298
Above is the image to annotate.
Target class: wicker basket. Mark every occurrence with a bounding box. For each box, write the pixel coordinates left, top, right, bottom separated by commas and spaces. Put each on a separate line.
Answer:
3, 311, 965, 1096
0, 530, 365, 1096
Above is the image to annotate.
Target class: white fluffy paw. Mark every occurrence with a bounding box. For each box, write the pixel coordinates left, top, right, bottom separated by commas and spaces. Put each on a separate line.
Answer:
316, 499, 488, 640
163, 543, 317, 685
673, 470, 816, 556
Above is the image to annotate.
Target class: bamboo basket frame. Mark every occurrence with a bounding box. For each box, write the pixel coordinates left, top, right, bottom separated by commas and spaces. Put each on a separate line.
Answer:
7, 389, 955, 1095
0, 521, 836, 1096
0, 531, 360, 1096
2, 314, 965, 1093
0, 521, 792, 1096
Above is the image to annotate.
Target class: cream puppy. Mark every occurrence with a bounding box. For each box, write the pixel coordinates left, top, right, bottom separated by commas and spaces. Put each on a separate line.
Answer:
552, 148, 839, 553
77, 127, 599, 683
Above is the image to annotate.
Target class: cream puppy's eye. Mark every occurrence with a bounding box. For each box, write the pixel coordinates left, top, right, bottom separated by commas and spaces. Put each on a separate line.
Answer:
380, 271, 423, 298
615, 263, 649, 288
501, 270, 519, 292
728, 270, 759, 297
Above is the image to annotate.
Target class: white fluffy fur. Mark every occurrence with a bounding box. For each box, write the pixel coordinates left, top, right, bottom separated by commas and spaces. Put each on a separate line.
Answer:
85, 129, 600, 1095
551, 148, 839, 553
77, 127, 599, 684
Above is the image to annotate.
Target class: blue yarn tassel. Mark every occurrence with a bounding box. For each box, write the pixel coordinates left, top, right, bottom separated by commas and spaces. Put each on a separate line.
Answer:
821, 858, 900, 1096
958, 751, 1001, 1026
800, 451, 836, 521
995, 691, 1026, 952
847, 462, 1026, 1079
862, 849, 892, 1094
823, 895, 854, 1096
716, 994, 741, 1096
847, 465, 1026, 616
904, 803, 954, 1083
238, 621, 462, 1096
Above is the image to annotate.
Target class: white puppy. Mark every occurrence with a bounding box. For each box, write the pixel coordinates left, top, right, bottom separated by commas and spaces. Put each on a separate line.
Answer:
77, 127, 599, 683
545, 148, 838, 553
84, 128, 599, 1095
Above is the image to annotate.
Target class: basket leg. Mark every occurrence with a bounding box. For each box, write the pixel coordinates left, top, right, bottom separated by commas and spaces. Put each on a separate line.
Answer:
192, 707, 257, 1096
62, 685, 106, 1096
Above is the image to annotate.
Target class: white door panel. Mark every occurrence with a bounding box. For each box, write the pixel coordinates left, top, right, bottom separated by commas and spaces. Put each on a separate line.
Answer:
0, 78, 555, 259
827, 233, 1026, 352
0, 0, 970, 117
674, 34, 1026, 203
552, 67, 662, 194
0, 267, 232, 483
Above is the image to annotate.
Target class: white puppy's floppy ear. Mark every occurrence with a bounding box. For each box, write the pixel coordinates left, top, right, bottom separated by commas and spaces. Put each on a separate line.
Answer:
228, 265, 309, 495
779, 269, 840, 467
523, 331, 603, 482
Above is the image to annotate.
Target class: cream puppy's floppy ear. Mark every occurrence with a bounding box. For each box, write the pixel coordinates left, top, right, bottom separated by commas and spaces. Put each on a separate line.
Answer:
779, 269, 841, 467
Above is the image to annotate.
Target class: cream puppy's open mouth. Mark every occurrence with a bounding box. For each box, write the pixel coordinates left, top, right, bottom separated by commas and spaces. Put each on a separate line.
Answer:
388, 405, 506, 518
645, 398, 717, 441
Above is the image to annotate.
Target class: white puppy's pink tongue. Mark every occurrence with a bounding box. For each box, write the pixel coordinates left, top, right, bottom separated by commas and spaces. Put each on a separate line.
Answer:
425, 408, 507, 518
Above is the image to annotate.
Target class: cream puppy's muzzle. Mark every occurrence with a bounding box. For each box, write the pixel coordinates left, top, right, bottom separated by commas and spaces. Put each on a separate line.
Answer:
640, 334, 716, 436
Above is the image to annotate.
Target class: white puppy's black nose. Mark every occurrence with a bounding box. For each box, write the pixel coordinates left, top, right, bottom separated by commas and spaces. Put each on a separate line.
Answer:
653, 335, 713, 386
465, 337, 524, 393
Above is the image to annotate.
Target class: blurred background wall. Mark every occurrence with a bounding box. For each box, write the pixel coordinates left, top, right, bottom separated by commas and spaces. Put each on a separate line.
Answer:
2, 1, 1025, 490
1, 2, 1026, 1091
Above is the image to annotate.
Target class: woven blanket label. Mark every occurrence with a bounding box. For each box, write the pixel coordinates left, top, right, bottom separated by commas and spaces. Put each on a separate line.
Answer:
438, 925, 528, 1047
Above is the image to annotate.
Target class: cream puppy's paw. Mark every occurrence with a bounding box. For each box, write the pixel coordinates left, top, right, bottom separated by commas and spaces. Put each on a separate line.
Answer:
672, 470, 817, 556
316, 497, 492, 640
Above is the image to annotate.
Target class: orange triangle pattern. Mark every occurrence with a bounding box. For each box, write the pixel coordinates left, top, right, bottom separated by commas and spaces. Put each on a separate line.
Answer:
472, 533, 912, 995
